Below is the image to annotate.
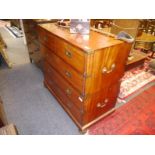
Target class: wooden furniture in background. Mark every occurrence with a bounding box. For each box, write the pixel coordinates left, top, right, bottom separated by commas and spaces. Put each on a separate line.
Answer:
110, 19, 140, 38
138, 19, 155, 35
90, 19, 113, 29
134, 32, 155, 58
22, 19, 57, 69
37, 23, 131, 131
126, 50, 148, 71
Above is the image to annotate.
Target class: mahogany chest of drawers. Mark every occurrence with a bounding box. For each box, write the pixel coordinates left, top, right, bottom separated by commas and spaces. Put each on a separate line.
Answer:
37, 23, 131, 131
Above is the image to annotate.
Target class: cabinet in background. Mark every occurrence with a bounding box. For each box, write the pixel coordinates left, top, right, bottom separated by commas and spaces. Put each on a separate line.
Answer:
22, 19, 58, 69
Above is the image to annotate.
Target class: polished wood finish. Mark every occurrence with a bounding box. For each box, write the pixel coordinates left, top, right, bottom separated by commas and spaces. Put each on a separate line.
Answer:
38, 23, 132, 130
55, 38, 85, 73
44, 62, 83, 110
84, 42, 131, 95
41, 45, 84, 92
38, 23, 123, 52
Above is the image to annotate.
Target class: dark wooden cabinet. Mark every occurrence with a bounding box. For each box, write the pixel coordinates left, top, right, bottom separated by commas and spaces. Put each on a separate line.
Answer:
37, 23, 131, 131
22, 19, 58, 69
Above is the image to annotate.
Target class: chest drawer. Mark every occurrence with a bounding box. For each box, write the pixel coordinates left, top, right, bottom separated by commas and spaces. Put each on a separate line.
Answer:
38, 27, 55, 51
41, 45, 84, 92
44, 74, 82, 125
54, 38, 85, 73
44, 62, 84, 110
84, 82, 120, 124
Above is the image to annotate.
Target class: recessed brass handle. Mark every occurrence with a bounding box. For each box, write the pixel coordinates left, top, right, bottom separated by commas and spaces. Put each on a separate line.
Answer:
65, 71, 72, 78
65, 50, 72, 58
65, 88, 72, 95
97, 98, 109, 108
102, 63, 116, 74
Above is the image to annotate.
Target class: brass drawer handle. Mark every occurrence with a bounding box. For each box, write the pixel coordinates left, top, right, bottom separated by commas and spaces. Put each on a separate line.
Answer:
65, 50, 72, 58
65, 88, 72, 95
102, 63, 116, 74
97, 98, 109, 108
97, 102, 106, 108
65, 71, 72, 78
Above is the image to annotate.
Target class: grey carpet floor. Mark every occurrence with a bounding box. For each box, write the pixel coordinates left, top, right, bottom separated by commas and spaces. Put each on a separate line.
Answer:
0, 27, 80, 134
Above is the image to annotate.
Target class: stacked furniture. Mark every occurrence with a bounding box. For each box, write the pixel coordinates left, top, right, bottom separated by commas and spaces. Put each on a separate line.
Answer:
22, 19, 57, 69
37, 23, 131, 131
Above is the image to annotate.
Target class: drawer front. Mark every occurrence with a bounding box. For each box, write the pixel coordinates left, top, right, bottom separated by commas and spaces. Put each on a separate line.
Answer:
41, 45, 84, 92
44, 62, 84, 110
54, 38, 85, 73
84, 82, 120, 124
44, 74, 82, 124
38, 27, 55, 51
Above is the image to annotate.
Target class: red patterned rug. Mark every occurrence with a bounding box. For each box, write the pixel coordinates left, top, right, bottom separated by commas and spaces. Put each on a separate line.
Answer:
88, 85, 155, 135
119, 64, 155, 100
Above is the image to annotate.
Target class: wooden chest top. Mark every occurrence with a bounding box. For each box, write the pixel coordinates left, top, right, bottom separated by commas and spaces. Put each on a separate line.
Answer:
38, 23, 123, 53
